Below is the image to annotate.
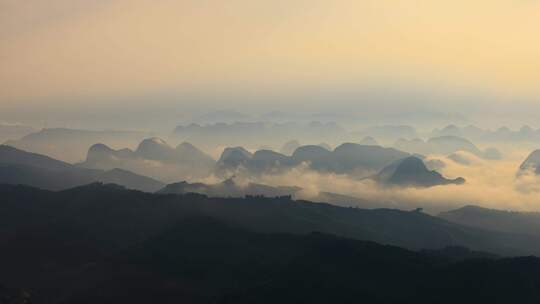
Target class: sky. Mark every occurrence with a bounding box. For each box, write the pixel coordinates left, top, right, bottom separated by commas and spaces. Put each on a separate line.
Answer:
1, 0, 540, 127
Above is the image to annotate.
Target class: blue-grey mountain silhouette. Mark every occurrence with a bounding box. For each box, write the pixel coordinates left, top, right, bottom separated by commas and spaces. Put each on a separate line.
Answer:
0, 145, 163, 192
395, 135, 500, 159
216, 143, 409, 178
172, 121, 347, 152
518, 149, 540, 175
358, 125, 418, 142
373, 156, 465, 187
215, 146, 253, 176
5, 128, 147, 162
79, 138, 215, 182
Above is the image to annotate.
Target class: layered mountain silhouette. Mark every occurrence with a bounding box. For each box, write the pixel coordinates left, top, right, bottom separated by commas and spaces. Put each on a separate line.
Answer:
135, 137, 179, 161
5, 128, 147, 163
328, 143, 408, 174
372, 156, 465, 187
291, 145, 332, 170
3, 184, 540, 303
432, 124, 463, 137
78, 138, 215, 182
136, 138, 215, 166
395, 135, 501, 159
215, 146, 253, 175
171, 121, 347, 152
355, 125, 418, 143
216, 143, 409, 178
427, 136, 484, 155
3, 183, 540, 256
518, 149, 540, 175
0, 145, 164, 192
432, 124, 540, 143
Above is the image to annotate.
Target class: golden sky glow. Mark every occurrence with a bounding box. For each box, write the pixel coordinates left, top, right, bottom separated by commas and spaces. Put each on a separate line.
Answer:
1, 0, 540, 106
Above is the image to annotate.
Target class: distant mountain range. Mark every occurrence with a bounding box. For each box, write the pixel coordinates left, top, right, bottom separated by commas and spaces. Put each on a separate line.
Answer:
372, 156, 465, 187
7, 123, 539, 167
171, 121, 348, 151
5, 128, 148, 163
0, 145, 164, 192
353, 125, 418, 143
395, 135, 500, 159
1, 138, 466, 195
432, 124, 540, 142
216, 143, 409, 178
215, 145, 462, 188
78, 138, 215, 182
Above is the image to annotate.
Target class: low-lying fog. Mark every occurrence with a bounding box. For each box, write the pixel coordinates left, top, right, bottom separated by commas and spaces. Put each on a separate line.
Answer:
3, 118, 540, 214
201, 148, 540, 214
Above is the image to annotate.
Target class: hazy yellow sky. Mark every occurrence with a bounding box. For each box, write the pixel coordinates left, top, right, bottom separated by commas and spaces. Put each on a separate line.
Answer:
1, 0, 540, 107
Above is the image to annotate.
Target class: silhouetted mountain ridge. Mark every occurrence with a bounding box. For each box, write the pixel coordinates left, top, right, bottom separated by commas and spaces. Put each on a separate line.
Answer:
0, 145, 164, 192
2, 183, 540, 256
216, 143, 409, 178
373, 156, 465, 187
5, 127, 147, 162
2, 184, 540, 303
395, 135, 500, 159
79, 138, 215, 182
519, 149, 540, 175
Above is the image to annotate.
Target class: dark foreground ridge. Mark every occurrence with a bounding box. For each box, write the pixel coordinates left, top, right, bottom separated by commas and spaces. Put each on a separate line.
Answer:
2, 183, 540, 303
0, 144, 164, 192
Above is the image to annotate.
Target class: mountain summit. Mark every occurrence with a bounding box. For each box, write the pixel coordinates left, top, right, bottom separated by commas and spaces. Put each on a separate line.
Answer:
79, 138, 215, 182
518, 149, 540, 175
374, 156, 465, 187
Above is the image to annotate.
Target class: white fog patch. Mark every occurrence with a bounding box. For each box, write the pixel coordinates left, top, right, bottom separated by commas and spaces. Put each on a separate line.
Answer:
197, 151, 539, 213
